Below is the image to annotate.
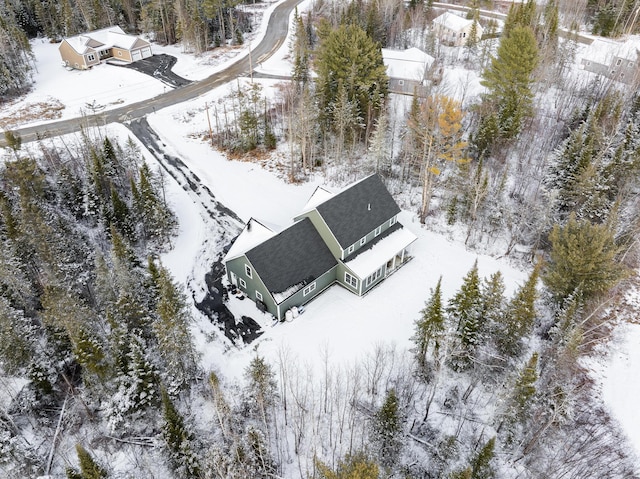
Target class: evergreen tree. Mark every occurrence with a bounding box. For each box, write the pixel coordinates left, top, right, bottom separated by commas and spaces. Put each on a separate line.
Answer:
510, 353, 538, 422
543, 213, 628, 303
244, 354, 277, 431
161, 387, 201, 478
368, 110, 391, 175
413, 277, 445, 376
153, 264, 198, 390
448, 261, 483, 370
370, 389, 402, 468
315, 22, 388, 137
469, 437, 495, 479
290, 8, 310, 87
497, 265, 539, 358
477, 26, 538, 153
0, 296, 34, 375
316, 451, 380, 479
66, 444, 108, 479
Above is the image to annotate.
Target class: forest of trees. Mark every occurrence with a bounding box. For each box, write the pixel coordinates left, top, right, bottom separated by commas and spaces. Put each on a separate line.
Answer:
2, 0, 640, 477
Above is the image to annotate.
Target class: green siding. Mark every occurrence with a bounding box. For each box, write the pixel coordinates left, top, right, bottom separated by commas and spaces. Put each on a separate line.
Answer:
275, 265, 338, 320
226, 255, 276, 317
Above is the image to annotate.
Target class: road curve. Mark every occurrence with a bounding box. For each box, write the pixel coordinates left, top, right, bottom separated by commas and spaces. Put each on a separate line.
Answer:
0, 0, 302, 148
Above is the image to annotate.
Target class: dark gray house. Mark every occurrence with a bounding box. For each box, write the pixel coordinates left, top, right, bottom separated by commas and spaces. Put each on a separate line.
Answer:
224, 175, 417, 320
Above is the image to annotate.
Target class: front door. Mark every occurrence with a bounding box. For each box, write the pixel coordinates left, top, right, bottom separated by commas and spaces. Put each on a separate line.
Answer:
230, 271, 238, 286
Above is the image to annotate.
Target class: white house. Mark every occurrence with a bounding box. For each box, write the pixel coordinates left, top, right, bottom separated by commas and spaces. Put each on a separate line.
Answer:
381, 47, 435, 95
432, 11, 483, 47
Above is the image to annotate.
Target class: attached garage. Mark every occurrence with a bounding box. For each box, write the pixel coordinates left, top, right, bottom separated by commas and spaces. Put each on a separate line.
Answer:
132, 50, 143, 62
141, 46, 152, 59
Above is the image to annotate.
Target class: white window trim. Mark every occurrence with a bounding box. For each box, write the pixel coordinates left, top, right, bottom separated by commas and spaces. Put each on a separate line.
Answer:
375, 225, 382, 237
365, 267, 384, 287
256, 290, 263, 301
389, 215, 397, 227
303, 282, 316, 296
245, 264, 253, 278
398, 79, 404, 86
239, 278, 247, 289
345, 272, 358, 288
87, 53, 95, 62
347, 244, 355, 254
360, 236, 366, 246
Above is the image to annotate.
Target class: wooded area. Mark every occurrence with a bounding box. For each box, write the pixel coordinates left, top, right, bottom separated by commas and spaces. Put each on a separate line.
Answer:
2, 0, 640, 477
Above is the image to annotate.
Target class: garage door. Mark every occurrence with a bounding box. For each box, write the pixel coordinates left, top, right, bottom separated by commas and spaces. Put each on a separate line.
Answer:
141, 47, 152, 59
131, 50, 142, 62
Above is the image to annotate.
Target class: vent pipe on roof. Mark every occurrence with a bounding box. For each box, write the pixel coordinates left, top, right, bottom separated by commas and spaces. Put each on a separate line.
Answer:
368, 203, 371, 211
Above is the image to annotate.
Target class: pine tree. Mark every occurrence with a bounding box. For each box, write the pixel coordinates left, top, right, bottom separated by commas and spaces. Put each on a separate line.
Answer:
290, 8, 310, 87
244, 355, 277, 431
543, 213, 628, 303
0, 296, 34, 375
153, 265, 198, 390
66, 444, 108, 479
497, 265, 539, 358
448, 261, 483, 370
370, 389, 402, 468
316, 451, 380, 479
477, 26, 538, 152
315, 23, 388, 136
470, 437, 495, 479
161, 387, 201, 478
510, 353, 538, 422
368, 110, 391, 175
413, 277, 445, 376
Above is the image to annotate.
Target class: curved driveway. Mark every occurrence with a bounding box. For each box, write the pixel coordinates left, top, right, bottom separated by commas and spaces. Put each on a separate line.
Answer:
0, 0, 302, 147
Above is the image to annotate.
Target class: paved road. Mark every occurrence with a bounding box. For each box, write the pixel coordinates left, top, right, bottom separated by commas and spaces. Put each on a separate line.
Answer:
0, 0, 301, 148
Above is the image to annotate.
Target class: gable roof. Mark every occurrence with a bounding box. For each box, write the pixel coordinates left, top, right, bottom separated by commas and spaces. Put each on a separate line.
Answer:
63, 26, 149, 55
224, 218, 278, 263
433, 11, 473, 32
315, 174, 401, 249
582, 37, 640, 64
245, 218, 337, 298
382, 48, 435, 81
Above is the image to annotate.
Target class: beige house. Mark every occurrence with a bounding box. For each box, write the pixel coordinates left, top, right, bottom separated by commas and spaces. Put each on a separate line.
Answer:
59, 26, 152, 70
433, 11, 483, 47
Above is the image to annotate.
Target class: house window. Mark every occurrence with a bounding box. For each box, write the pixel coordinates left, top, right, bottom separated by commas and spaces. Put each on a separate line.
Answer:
463, 32, 466, 37
360, 236, 366, 246
347, 244, 355, 255
365, 267, 384, 287
616, 58, 622, 66
398, 79, 404, 86
389, 216, 397, 227
629, 61, 635, 68
375, 226, 382, 237
344, 272, 358, 289
239, 278, 247, 289
256, 291, 263, 301
245, 265, 253, 278
611, 69, 617, 75
87, 53, 95, 62
303, 282, 316, 296
586, 61, 591, 66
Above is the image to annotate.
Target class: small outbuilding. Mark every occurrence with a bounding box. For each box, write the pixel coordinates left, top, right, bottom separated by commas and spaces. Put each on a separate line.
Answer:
432, 11, 483, 47
59, 26, 152, 70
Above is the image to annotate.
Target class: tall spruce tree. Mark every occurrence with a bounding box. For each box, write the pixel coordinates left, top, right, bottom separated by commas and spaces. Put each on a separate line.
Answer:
476, 26, 539, 153
161, 387, 201, 478
448, 261, 483, 370
370, 389, 402, 468
413, 277, 445, 376
66, 444, 108, 479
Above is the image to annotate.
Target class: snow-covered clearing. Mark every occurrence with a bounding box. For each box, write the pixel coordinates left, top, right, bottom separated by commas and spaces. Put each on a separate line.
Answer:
1, 0, 640, 471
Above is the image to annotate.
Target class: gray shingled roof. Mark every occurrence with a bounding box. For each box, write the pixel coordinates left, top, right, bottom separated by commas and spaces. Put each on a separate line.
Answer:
316, 175, 401, 248
245, 217, 338, 297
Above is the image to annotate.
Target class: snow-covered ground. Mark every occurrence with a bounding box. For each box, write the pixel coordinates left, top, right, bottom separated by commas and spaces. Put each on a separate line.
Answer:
1, 0, 640, 471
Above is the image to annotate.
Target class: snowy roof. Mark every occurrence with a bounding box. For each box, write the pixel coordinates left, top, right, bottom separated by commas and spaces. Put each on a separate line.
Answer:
582, 37, 640, 64
433, 11, 473, 32
224, 218, 278, 262
382, 48, 434, 81
245, 218, 337, 301
300, 185, 335, 213
314, 175, 401, 249
63, 26, 149, 55
345, 226, 417, 278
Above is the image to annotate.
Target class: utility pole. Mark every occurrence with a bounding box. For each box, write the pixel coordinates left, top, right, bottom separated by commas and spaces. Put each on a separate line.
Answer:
205, 102, 214, 146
